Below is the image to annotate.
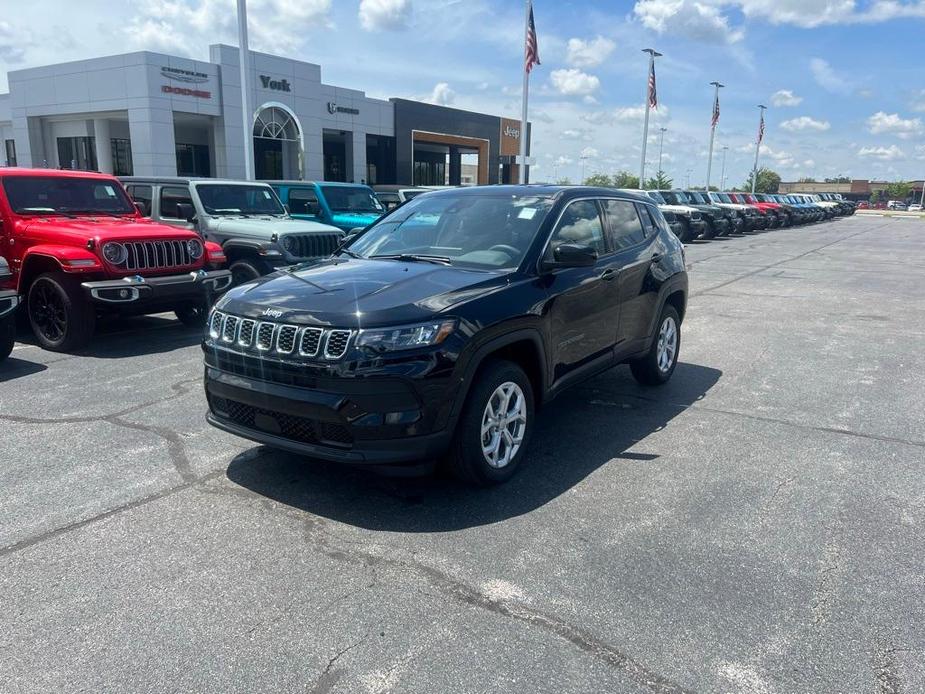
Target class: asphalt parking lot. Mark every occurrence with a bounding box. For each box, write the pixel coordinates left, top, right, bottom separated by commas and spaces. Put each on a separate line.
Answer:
2, 215, 924, 693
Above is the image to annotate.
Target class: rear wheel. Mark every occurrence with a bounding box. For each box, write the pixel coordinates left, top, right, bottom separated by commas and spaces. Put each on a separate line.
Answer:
0, 315, 14, 361
630, 304, 681, 386
27, 272, 95, 352
446, 359, 534, 486
229, 258, 268, 286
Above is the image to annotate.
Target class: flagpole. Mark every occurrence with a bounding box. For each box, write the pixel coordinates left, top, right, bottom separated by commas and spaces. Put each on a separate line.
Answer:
705, 81, 723, 191
237, 0, 254, 180
639, 48, 661, 189
518, 0, 531, 184
751, 104, 767, 194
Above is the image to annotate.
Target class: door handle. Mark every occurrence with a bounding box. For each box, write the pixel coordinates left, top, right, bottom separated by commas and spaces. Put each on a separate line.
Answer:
600, 268, 616, 281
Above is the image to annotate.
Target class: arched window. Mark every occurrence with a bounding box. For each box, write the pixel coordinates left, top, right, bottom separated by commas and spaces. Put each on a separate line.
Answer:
253, 107, 299, 141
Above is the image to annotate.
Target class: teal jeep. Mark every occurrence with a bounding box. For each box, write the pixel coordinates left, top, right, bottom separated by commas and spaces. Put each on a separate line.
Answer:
267, 181, 385, 232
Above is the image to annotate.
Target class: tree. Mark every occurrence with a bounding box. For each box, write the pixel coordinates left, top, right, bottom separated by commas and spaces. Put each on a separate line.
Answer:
870, 191, 880, 205
825, 176, 850, 183
612, 170, 640, 189
555, 177, 572, 186
645, 170, 673, 190
583, 173, 613, 187
798, 177, 818, 183
885, 181, 911, 200
745, 168, 782, 194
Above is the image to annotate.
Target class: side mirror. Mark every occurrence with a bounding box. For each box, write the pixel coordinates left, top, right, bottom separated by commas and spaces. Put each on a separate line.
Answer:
0, 256, 11, 282
176, 202, 195, 223
549, 243, 597, 268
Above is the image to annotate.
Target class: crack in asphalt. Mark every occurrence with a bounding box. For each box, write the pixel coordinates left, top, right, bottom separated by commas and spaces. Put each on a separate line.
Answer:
307, 632, 371, 694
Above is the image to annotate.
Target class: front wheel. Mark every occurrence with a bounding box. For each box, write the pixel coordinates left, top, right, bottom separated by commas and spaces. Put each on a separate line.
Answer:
0, 316, 14, 361
175, 302, 209, 328
446, 359, 535, 486
229, 258, 268, 286
27, 273, 95, 352
630, 304, 681, 386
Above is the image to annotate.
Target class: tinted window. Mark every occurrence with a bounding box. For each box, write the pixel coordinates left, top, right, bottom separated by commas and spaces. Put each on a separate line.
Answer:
2, 176, 134, 214
321, 186, 383, 213
548, 200, 606, 256
126, 184, 152, 216
195, 184, 284, 215
288, 188, 319, 215
159, 186, 193, 219
603, 199, 646, 249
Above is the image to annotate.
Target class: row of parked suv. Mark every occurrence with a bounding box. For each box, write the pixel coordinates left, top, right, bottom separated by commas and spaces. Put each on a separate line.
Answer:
624, 190, 855, 243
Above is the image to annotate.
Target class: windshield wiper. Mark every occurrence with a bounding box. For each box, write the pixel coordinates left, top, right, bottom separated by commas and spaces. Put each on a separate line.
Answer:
370, 253, 452, 265
19, 207, 77, 218
337, 248, 362, 259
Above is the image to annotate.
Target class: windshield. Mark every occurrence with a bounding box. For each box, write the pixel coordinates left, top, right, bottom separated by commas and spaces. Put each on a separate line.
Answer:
345, 192, 554, 270
2, 176, 136, 215
716, 193, 732, 203
195, 184, 285, 215
645, 191, 667, 204
662, 191, 690, 205
687, 191, 706, 204
322, 186, 384, 214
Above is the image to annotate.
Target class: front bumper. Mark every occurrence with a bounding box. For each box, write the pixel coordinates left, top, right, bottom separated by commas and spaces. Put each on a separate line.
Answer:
81, 269, 232, 306
688, 219, 707, 237
0, 289, 19, 318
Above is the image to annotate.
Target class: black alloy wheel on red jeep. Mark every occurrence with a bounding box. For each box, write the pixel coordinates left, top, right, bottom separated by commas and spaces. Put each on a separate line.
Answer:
27, 272, 96, 352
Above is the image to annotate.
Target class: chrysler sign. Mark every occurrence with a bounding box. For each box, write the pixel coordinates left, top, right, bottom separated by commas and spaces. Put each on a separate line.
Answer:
161, 66, 209, 84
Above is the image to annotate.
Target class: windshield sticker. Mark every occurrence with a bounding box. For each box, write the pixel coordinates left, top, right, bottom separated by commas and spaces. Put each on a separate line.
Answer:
104, 186, 116, 197
263, 190, 271, 199
518, 208, 538, 220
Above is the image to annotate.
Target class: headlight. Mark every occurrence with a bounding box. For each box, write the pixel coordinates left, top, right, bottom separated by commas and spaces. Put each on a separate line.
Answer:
187, 239, 204, 260
102, 242, 127, 265
356, 319, 456, 353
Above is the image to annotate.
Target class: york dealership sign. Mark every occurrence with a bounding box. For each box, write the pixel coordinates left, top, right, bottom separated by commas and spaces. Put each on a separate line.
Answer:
327, 102, 359, 115
260, 75, 291, 92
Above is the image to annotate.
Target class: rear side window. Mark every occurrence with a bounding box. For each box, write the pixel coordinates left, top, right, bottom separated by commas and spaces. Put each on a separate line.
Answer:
603, 199, 647, 250
160, 186, 193, 219
288, 188, 319, 215
126, 185, 152, 216
635, 203, 663, 238
548, 200, 606, 257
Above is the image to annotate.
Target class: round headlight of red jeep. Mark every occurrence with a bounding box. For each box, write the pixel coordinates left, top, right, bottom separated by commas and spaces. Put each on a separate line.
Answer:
102, 242, 127, 265
187, 239, 204, 260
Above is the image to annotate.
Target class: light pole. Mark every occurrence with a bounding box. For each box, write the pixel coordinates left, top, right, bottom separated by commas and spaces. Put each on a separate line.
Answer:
237, 0, 254, 180
705, 81, 724, 192
751, 104, 767, 194
657, 127, 667, 177
719, 145, 728, 191
919, 175, 925, 208
639, 48, 662, 190
686, 168, 693, 189
579, 154, 589, 184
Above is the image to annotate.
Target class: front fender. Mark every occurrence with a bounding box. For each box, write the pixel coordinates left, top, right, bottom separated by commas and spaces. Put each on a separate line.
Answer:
23, 245, 104, 274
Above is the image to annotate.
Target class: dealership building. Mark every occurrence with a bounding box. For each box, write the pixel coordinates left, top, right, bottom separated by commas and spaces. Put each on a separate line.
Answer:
0, 45, 531, 186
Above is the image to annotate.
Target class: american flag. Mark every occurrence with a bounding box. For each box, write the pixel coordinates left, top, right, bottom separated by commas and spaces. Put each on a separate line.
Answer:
758, 111, 766, 144
525, 3, 540, 74
648, 60, 657, 109
711, 93, 720, 128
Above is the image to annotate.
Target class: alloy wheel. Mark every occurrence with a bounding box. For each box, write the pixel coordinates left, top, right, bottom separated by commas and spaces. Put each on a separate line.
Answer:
31, 280, 67, 343
480, 381, 527, 469
656, 315, 677, 373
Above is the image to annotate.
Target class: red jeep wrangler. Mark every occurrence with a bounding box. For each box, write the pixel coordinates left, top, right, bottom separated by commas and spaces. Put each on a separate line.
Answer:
0, 168, 231, 352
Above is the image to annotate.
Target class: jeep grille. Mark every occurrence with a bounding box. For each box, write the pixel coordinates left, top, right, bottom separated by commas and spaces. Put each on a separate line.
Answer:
284, 233, 343, 259
208, 310, 353, 361
124, 239, 195, 271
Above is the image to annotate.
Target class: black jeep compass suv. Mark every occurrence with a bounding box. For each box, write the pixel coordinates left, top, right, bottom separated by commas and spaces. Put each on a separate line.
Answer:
204, 186, 689, 485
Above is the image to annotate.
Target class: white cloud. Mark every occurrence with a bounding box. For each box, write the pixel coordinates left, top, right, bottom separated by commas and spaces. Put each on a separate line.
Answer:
809, 58, 851, 94
427, 82, 455, 106
359, 0, 412, 32
770, 89, 802, 107
780, 116, 831, 132
550, 68, 600, 96
735, 0, 857, 28
866, 111, 923, 139
566, 36, 616, 68
857, 144, 905, 160
613, 104, 670, 122
555, 155, 575, 166
580, 146, 600, 159
562, 128, 593, 141
633, 0, 745, 43
0, 21, 29, 63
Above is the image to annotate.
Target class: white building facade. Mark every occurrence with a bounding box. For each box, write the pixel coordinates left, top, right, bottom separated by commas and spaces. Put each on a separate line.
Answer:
0, 45, 395, 183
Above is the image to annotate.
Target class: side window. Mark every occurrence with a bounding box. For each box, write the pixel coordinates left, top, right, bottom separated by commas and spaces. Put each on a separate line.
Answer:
547, 200, 606, 257
288, 188, 319, 216
636, 203, 656, 237
603, 200, 647, 250
160, 186, 193, 219
126, 185, 153, 216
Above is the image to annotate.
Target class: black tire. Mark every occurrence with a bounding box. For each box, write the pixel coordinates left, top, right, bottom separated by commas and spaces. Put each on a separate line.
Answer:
0, 315, 14, 361
678, 219, 696, 243
229, 258, 268, 286
701, 221, 717, 240
175, 302, 209, 328
27, 272, 95, 352
630, 304, 681, 386
446, 359, 535, 486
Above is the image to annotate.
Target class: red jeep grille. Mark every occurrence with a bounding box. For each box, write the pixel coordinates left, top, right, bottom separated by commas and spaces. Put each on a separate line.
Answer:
125, 239, 194, 271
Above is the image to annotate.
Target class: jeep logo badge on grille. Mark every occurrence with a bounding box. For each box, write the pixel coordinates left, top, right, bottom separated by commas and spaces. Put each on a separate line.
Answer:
262, 308, 283, 319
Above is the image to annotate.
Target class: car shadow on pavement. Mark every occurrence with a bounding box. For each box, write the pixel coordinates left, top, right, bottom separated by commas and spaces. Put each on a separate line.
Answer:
226, 362, 722, 532
0, 356, 48, 383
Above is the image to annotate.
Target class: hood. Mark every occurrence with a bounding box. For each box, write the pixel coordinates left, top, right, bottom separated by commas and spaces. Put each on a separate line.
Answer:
687, 204, 724, 217
206, 215, 341, 237
17, 215, 199, 244
219, 257, 509, 326
659, 204, 700, 215
712, 202, 750, 212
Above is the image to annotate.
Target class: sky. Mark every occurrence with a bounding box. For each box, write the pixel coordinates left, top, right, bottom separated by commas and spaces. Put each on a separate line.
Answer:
1, 0, 924, 186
